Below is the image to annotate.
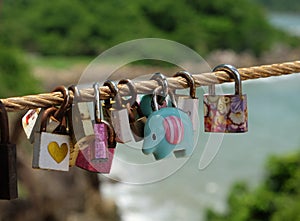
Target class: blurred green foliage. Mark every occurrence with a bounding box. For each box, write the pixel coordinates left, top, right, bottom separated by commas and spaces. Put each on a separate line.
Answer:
256, 0, 300, 12
0, 46, 40, 97
0, 0, 292, 56
206, 151, 300, 221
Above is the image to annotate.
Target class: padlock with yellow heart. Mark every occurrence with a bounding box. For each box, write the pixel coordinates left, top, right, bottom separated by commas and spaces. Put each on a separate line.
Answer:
32, 107, 71, 171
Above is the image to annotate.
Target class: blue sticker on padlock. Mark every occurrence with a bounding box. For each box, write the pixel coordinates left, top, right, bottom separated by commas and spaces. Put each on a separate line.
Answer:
142, 107, 194, 160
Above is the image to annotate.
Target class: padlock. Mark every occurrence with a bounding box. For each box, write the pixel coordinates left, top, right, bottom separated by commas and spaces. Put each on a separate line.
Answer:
203, 64, 248, 133
75, 124, 116, 173
117, 79, 146, 142
142, 87, 194, 160
0, 101, 18, 200
75, 82, 117, 173
104, 80, 132, 143
68, 85, 98, 166
33, 107, 71, 171
92, 82, 108, 162
77, 102, 95, 136
128, 101, 147, 142
22, 108, 44, 143
174, 71, 199, 131
67, 85, 86, 166
75, 131, 116, 173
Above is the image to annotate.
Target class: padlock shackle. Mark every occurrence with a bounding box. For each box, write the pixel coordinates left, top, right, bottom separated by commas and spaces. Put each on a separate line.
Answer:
52, 86, 70, 120
151, 73, 168, 99
152, 88, 160, 111
103, 80, 122, 109
68, 84, 82, 103
209, 64, 242, 96
174, 71, 196, 99
0, 101, 9, 144
40, 107, 59, 132
93, 82, 102, 123
117, 79, 137, 107
152, 87, 179, 111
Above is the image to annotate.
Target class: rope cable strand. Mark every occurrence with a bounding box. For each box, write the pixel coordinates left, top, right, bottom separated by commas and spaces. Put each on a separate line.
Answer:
2, 60, 300, 112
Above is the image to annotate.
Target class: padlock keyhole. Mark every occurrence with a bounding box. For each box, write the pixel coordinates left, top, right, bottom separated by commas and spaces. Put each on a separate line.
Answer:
152, 133, 157, 140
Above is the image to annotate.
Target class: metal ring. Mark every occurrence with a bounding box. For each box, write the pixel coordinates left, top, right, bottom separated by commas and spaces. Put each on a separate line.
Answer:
118, 79, 137, 106
0, 100, 9, 143
174, 71, 196, 98
151, 87, 161, 112
212, 64, 242, 95
151, 73, 168, 97
52, 85, 70, 120
103, 80, 118, 98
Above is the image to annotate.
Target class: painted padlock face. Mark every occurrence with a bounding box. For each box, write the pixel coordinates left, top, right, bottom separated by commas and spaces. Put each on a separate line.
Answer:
32, 107, 71, 171
204, 64, 248, 133
142, 107, 194, 160
75, 133, 115, 174
75, 83, 116, 174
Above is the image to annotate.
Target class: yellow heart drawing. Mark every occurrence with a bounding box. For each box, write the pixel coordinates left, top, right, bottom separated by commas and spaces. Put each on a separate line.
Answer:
47, 142, 68, 164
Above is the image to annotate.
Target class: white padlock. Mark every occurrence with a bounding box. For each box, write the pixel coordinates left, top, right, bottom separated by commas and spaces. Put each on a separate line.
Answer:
104, 80, 133, 143
174, 71, 199, 131
77, 102, 95, 136
111, 108, 132, 143
32, 107, 71, 171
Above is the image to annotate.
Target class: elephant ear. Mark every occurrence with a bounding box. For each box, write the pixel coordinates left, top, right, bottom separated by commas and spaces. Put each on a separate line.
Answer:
163, 116, 184, 145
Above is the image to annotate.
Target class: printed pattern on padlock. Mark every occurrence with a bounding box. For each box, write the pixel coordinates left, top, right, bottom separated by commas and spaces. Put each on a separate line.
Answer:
33, 107, 71, 171
92, 82, 108, 162
75, 82, 117, 173
75, 135, 115, 173
93, 123, 109, 161
0, 101, 18, 200
22, 108, 43, 143
75, 120, 116, 173
142, 87, 194, 160
174, 71, 199, 131
203, 64, 248, 133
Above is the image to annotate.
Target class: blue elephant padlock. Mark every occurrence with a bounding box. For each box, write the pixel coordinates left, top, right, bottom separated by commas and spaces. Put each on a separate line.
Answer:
142, 88, 194, 160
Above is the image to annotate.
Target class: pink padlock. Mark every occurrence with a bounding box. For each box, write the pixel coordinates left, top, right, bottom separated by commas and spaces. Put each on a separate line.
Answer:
203, 64, 248, 133
75, 83, 116, 173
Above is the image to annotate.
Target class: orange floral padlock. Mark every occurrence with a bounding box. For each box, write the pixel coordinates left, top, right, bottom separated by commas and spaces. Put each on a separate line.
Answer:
203, 64, 248, 133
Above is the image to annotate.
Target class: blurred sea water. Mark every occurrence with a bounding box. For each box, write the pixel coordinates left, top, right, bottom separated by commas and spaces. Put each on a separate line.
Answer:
101, 14, 300, 221
101, 74, 300, 221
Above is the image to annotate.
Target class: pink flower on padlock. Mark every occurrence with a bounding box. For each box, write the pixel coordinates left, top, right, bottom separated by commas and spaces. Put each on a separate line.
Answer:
204, 64, 248, 133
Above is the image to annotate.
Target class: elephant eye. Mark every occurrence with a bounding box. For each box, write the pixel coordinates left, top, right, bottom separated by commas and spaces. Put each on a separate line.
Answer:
152, 133, 156, 140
